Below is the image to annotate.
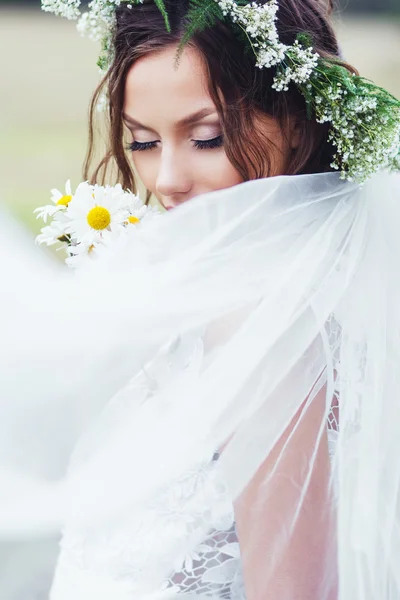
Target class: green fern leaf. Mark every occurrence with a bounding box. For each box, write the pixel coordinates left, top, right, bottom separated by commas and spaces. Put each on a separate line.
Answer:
154, 0, 171, 32
178, 0, 224, 55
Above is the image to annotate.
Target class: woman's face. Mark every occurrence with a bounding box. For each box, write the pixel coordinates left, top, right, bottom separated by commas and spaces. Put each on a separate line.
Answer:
123, 45, 288, 210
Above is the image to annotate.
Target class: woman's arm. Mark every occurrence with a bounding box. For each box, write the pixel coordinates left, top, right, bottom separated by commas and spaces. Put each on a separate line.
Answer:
234, 386, 337, 600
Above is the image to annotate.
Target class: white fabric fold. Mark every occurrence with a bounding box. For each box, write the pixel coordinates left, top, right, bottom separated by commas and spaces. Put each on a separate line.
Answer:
0, 171, 399, 599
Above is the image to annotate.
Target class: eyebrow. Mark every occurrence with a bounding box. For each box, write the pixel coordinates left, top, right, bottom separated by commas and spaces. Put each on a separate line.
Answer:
122, 108, 218, 131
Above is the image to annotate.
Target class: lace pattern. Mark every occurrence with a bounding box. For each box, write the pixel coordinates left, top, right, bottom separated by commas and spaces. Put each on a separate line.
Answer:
55, 455, 242, 598
53, 324, 342, 600
164, 523, 244, 600
53, 333, 245, 599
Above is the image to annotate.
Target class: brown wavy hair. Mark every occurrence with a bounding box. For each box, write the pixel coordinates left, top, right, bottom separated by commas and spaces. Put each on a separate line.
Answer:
84, 0, 356, 193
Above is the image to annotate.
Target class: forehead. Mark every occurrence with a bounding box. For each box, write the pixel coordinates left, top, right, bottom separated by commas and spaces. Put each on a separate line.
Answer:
123, 45, 216, 125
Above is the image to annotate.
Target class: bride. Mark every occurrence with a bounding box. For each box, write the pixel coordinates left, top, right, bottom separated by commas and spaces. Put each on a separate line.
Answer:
1, 1, 400, 599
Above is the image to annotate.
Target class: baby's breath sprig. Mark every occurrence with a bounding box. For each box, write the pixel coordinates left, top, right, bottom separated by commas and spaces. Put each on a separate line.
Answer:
198, 0, 400, 182
41, 0, 81, 19
215, 1, 319, 85
298, 62, 400, 182
41, 0, 400, 183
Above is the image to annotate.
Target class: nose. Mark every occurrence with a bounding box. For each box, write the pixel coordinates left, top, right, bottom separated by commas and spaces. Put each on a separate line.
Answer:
155, 146, 192, 206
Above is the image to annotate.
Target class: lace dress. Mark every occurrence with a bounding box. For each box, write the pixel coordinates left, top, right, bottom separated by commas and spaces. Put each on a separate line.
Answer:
50, 330, 340, 600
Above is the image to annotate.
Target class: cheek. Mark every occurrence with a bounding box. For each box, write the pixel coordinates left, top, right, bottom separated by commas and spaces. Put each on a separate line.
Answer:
197, 149, 243, 190
130, 153, 159, 192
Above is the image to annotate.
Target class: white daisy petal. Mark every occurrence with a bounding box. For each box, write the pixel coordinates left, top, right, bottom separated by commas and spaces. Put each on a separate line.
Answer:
50, 190, 63, 204
34, 181, 161, 266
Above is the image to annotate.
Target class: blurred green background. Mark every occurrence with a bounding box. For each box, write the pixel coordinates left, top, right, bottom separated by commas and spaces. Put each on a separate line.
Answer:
0, 1, 399, 233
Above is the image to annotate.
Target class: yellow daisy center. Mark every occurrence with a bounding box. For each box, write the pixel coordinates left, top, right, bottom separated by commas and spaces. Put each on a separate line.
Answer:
87, 206, 111, 230
127, 216, 140, 224
57, 194, 72, 206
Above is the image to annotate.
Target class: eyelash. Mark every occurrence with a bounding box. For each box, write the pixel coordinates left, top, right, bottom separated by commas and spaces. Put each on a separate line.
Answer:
194, 136, 224, 150
128, 141, 157, 152
127, 135, 224, 152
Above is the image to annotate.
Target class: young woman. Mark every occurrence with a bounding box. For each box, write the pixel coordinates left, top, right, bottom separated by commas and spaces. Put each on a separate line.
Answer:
1, 1, 400, 600
86, 0, 342, 199
82, 4, 344, 596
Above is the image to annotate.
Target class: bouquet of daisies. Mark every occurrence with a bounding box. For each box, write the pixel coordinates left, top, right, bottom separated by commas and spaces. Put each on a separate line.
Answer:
34, 181, 160, 268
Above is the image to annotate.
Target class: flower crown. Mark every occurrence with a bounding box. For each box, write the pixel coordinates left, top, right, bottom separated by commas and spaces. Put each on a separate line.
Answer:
41, 0, 400, 183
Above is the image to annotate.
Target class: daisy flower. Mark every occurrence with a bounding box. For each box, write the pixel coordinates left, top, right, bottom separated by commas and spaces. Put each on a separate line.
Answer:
35, 209, 70, 246
35, 222, 67, 247
35, 180, 162, 267
34, 180, 73, 223
64, 182, 131, 245
65, 241, 97, 269
124, 191, 161, 227
65, 227, 122, 269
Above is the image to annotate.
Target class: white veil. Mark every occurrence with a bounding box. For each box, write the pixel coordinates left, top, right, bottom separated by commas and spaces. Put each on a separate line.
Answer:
1, 171, 400, 600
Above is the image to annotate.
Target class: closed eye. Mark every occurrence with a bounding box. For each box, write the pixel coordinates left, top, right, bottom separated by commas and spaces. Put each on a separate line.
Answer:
127, 135, 224, 153
127, 140, 158, 152
193, 135, 223, 150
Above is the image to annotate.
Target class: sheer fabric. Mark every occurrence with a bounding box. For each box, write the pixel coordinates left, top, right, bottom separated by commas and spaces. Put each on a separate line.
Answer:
0, 171, 400, 600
